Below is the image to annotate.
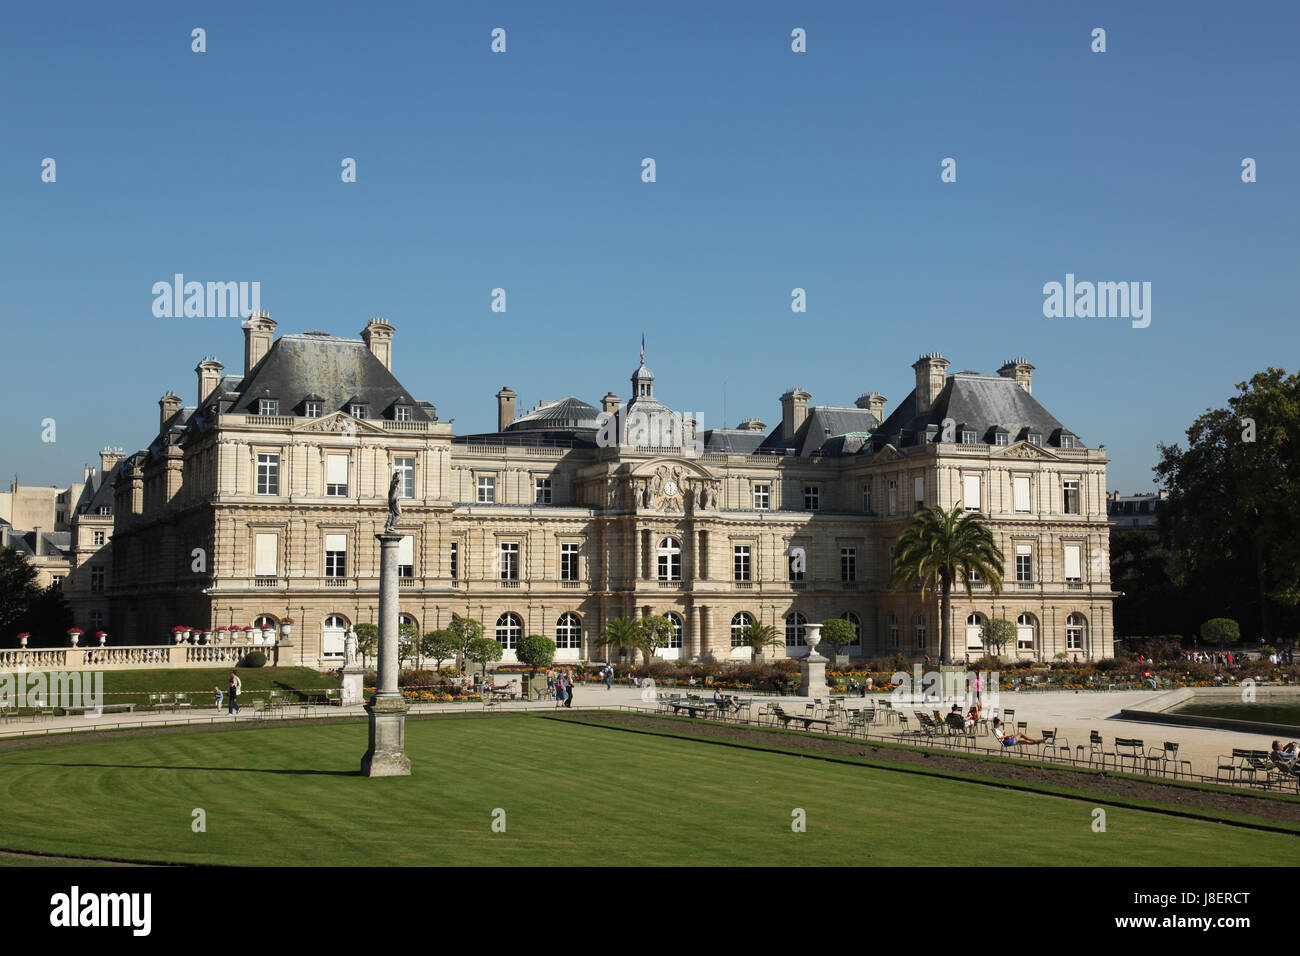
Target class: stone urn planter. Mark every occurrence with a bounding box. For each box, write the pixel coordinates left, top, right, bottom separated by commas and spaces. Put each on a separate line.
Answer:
280, 619, 293, 639
202, 630, 212, 644
18, 634, 29, 648
261, 627, 274, 644
97, 632, 107, 647
68, 630, 82, 647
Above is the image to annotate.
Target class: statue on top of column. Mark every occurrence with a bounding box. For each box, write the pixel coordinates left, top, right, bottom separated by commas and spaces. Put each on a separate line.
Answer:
385, 471, 403, 533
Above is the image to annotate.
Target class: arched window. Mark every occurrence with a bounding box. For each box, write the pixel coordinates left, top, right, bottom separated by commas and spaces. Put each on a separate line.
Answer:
965, 612, 985, 653
322, 614, 349, 659
657, 537, 681, 581
887, 613, 899, 648
399, 614, 418, 634
1066, 613, 1087, 652
556, 612, 582, 650
254, 615, 277, 629
1016, 613, 1037, 652
731, 612, 755, 648
914, 614, 927, 650
664, 613, 684, 649
786, 612, 807, 647
840, 611, 862, 646
495, 613, 522, 650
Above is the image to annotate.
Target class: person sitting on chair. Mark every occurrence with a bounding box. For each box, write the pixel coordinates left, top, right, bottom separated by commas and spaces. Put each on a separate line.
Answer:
713, 688, 740, 712
992, 717, 1043, 747
965, 705, 981, 729
1271, 740, 1298, 766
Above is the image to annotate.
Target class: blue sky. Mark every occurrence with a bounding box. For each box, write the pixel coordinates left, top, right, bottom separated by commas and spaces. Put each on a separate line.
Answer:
2, 0, 1296, 493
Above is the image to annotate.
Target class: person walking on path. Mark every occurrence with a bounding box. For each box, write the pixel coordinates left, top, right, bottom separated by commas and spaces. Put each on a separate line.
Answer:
554, 674, 568, 708
604, 664, 613, 690
564, 670, 575, 708
227, 670, 242, 715
213, 685, 224, 712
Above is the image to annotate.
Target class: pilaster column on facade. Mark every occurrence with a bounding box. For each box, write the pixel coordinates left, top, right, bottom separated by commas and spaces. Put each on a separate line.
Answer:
630, 521, 639, 586
700, 605, 712, 660
687, 603, 699, 659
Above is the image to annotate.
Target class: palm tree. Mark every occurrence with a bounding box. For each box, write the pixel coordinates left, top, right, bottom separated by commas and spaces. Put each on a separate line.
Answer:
740, 621, 782, 661
888, 504, 1004, 664
599, 616, 646, 664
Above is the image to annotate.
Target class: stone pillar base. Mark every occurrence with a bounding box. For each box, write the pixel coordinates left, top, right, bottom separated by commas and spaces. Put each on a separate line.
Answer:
798, 653, 829, 697
340, 665, 365, 706
360, 695, 411, 777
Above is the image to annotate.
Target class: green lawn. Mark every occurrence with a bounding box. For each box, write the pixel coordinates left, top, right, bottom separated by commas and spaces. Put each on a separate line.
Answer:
94, 667, 338, 708
0, 713, 1292, 866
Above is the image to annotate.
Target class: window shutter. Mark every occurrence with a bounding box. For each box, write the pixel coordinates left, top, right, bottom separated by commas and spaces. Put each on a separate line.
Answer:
325, 533, 347, 552
1013, 475, 1031, 512
398, 535, 414, 566
963, 474, 981, 510
326, 455, 348, 485
1064, 545, 1081, 579
1016, 543, 1032, 557
254, 533, 278, 576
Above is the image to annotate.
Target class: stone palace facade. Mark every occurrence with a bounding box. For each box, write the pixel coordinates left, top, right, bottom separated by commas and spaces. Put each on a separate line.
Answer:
107, 314, 1116, 668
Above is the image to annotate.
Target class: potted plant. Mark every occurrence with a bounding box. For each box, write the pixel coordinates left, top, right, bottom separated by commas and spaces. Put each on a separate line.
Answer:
17, 633, 29, 648
172, 625, 187, 645
67, 627, 83, 646
96, 630, 107, 646
280, 618, 294, 639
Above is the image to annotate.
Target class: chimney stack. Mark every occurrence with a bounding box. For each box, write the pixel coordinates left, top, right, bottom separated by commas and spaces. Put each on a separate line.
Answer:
997, 357, 1034, 395
196, 357, 225, 405
159, 391, 182, 431
912, 353, 950, 416
855, 392, 888, 422
496, 387, 517, 432
601, 392, 621, 415
738, 418, 766, 433
99, 447, 124, 475
242, 311, 276, 375
779, 388, 811, 441
361, 318, 395, 371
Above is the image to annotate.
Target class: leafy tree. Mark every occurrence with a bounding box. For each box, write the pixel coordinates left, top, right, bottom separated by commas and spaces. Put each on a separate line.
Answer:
888, 504, 1005, 664
818, 618, 858, 657
639, 615, 675, 664
1201, 617, 1241, 646
447, 616, 485, 670
0, 549, 42, 643
6, 584, 73, 647
465, 635, 503, 679
980, 618, 1016, 657
599, 616, 645, 663
515, 633, 557, 680
398, 620, 419, 668
1155, 368, 1300, 643
740, 621, 782, 661
421, 629, 460, 671
353, 623, 379, 669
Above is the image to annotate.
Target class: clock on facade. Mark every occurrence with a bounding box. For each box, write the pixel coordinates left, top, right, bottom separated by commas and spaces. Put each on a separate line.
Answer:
664, 480, 678, 497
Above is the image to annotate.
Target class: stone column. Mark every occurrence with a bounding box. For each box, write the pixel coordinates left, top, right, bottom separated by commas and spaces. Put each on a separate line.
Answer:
361, 532, 411, 777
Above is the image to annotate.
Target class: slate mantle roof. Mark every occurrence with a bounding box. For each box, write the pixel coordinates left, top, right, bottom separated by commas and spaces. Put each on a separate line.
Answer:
868, 372, 1077, 451
507, 396, 602, 432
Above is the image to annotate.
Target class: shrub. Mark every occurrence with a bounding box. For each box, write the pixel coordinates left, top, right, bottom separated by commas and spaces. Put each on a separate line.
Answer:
240, 650, 267, 668
1201, 618, 1240, 646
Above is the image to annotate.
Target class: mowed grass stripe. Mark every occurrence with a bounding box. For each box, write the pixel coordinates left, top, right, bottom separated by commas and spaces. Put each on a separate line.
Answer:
0, 716, 1291, 866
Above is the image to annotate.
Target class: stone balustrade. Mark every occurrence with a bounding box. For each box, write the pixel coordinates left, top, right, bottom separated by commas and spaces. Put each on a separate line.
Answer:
1, 642, 279, 672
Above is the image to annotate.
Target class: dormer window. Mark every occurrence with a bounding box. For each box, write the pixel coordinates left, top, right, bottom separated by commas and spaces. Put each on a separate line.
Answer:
394, 405, 412, 421
350, 404, 369, 419
1060, 434, 1077, 449
305, 401, 322, 418
258, 399, 279, 417
1027, 433, 1042, 447
960, 430, 977, 444
994, 432, 1008, 446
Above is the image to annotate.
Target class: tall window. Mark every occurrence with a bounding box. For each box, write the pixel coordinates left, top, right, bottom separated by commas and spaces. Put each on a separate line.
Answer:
731, 612, 754, 648
254, 532, 278, 577
788, 547, 804, 582
1015, 544, 1033, 583
914, 614, 927, 650
535, 477, 552, 504
398, 536, 414, 578
963, 474, 981, 512
887, 480, 898, 515
322, 615, 348, 659
449, 541, 458, 580
753, 484, 770, 510
1013, 475, 1031, 513
51, 575, 63, 590
560, 543, 580, 581
1063, 479, 1080, 515
733, 545, 751, 582
92, 530, 105, 546
665, 613, 684, 649
325, 534, 347, 578
1017, 613, 1036, 651
394, 457, 415, 498
1064, 544, 1082, 583
556, 612, 581, 650
499, 542, 519, 581
913, 476, 924, 512
90, 566, 105, 593
804, 485, 820, 511
477, 476, 496, 503
785, 612, 807, 647
887, 613, 899, 648
256, 453, 279, 495
90, 610, 103, 631
965, 612, 985, 652
326, 454, 348, 496
1066, 613, 1086, 651
657, 537, 681, 581
495, 613, 522, 650
862, 483, 871, 513
840, 548, 857, 582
